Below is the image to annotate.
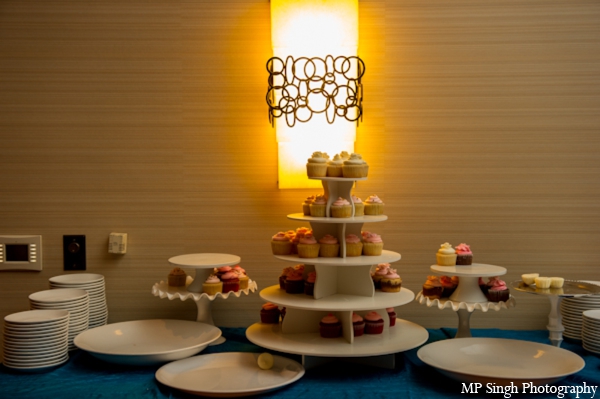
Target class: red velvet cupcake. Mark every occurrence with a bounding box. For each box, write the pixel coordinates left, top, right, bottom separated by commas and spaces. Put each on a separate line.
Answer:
319, 313, 342, 338
279, 267, 294, 290
285, 270, 304, 294
260, 302, 280, 324
386, 307, 396, 327
221, 271, 239, 293
352, 313, 365, 337
364, 311, 384, 334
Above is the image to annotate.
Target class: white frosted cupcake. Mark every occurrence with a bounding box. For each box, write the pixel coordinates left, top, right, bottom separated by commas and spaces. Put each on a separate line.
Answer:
327, 154, 344, 177
342, 153, 368, 178
306, 151, 328, 177
436, 242, 457, 266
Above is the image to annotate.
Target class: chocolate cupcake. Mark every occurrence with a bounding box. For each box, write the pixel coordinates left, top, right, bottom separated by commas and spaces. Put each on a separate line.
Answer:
260, 303, 280, 324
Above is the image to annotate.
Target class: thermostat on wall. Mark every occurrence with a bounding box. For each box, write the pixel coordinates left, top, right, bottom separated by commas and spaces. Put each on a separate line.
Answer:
0, 235, 42, 271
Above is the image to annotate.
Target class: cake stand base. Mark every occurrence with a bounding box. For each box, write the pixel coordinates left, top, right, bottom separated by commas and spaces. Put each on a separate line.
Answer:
547, 295, 564, 347
456, 309, 473, 338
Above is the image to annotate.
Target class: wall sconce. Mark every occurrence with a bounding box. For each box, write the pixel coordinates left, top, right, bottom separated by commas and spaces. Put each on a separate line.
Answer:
267, 0, 364, 189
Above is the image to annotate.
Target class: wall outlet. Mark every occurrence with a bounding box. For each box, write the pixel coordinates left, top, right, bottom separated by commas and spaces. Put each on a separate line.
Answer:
63, 235, 86, 271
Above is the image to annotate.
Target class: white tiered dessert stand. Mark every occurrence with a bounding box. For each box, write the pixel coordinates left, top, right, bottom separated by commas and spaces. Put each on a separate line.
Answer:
152, 253, 258, 345
415, 264, 516, 338
246, 177, 429, 369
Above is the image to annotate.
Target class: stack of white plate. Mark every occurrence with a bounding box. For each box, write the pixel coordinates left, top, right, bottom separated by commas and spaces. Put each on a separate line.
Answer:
49, 273, 108, 328
560, 281, 600, 340
582, 309, 600, 354
3, 309, 70, 371
29, 288, 89, 351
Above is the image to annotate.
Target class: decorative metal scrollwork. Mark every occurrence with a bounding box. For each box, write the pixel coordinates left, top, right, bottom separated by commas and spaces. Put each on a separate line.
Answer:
266, 55, 365, 127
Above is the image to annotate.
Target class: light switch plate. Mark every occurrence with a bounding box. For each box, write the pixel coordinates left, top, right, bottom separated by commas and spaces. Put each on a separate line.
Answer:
0, 235, 42, 271
63, 235, 86, 271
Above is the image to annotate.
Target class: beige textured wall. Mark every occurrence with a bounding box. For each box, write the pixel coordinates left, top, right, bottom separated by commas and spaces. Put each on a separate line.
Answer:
1, 0, 600, 349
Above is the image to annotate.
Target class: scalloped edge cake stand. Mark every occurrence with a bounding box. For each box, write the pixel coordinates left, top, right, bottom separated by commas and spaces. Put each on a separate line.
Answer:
417, 264, 516, 338
152, 253, 258, 345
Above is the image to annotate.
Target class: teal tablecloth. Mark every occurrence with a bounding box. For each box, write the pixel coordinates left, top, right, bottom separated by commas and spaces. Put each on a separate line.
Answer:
1, 328, 599, 399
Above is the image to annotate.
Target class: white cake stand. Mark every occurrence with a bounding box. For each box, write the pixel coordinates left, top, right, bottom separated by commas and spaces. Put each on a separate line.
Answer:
417, 264, 516, 338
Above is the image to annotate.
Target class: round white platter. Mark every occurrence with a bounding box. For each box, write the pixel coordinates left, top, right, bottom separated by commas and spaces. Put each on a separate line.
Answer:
260, 285, 414, 311
274, 250, 400, 266
430, 263, 506, 277
74, 319, 221, 365
155, 352, 305, 398
168, 253, 240, 269
246, 319, 428, 358
417, 338, 585, 385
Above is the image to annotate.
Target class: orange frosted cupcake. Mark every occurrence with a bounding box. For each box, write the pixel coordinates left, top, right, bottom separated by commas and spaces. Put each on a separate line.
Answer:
331, 197, 352, 218
318, 234, 340, 257
363, 195, 384, 215
362, 231, 384, 256
306, 151, 328, 177
302, 195, 316, 216
423, 275, 443, 299
326, 154, 344, 177
351, 195, 364, 216
279, 266, 294, 289
345, 234, 363, 257
271, 232, 293, 255
297, 232, 320, 258
285, 270, 305, 294
309, 195, 327, 217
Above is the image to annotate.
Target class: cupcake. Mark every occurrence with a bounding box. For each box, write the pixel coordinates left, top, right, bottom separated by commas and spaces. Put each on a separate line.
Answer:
351, 195, 364, 216
319, 313, 342, 338
521, 273, 539, 286
330, 197, 352, 218
202, 274, 222, 295
339, 151, 350, 160
279, 266, 294, 289
440, 275, 458, 298
233, 266, 249, 290
479, 277, 489, 297
294, 263, 305, 274
362, 232, 384, 256
363, 195, 384, 215
364, 311, 384, 334
387, 308, 397, 327
285, 270, 305, 294
318, 234, 340, 258
327, 154, 344, 177
285, 230, 297, 254
297, 232, 320, 258
309, 195, 327, 217
221, 271, 239, 293
380, 268, 402, 292
422, 276, 443, 299
306, 151, 328, 177
168, 267, 187, 287
455, 243, 473, 265
302, 195, 316, 216
352, 313, 365, 337
345, 234, 363, 257
372, 263, 390, 289
292, 227, 310, 254
486, 277, 510, 302
342, 153, 368, 178
436, 242, 457, 266
304, 271, 316, 296
260, 303, 281, 324
214, 266, 232, 279
550, 277, 564, 288
271, 232, 293, 255
535, 276, 552, 289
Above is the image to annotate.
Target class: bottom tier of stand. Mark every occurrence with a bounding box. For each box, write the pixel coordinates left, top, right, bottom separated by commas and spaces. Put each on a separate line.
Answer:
246, 318, 428, 369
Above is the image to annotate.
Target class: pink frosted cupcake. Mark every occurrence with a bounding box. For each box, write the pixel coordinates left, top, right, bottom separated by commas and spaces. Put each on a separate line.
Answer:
372, 263, 390, 289
455, 243, 473, 265
331, 197, 352, 218
292, 227, 310, 254
309, 195, 327, 217
364, 311, 384, 334
352, 313, 365, 337
285, 270, 305, 294
362, 231, 384, 256
387, 308, 397, 327
233, 265, 249, 290
221, 271, 239, 293
380, 268, 402, 292
271, 232, 292, 255
363, 195, 384, 215
302, 195, 316, 216
487, 277, 510, 302
214, 266, 232, 279
440, 275, 458, 298
319, 313, 342, 338
345, 234, 363, 257
318, 234, 340, 257
284, 230, 297, 254
304, 271, 316, 296
351, 195, 364, 216
297, 231, 320, 258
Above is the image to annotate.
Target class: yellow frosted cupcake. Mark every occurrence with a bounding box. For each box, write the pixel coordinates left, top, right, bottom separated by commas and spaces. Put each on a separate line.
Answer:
330, 197, 352, 218
364, 195, 384, 215
271, 232, 293, 255
327, 154, 344, 177
306, 151, 328, 177
436, 242, 457, 266
310, 195, 327, 217
297, 232, 320, 258
318, 234, 340, 257
342, 153, 368, 178
351, 195, 364, 216
362, 231, 384, 256
202, 274, 222, 295
345, 234, 363, 257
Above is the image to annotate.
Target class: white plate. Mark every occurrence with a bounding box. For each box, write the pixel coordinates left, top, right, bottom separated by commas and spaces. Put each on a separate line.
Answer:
156, 352, 304, 397
417, 338, 585, 385
583, 309, 600, 321
50, 273, 104, 285
29, 289, 88, 303
4, 309, 69, 325
74, 319, 221, 365
3, 353, 69, 369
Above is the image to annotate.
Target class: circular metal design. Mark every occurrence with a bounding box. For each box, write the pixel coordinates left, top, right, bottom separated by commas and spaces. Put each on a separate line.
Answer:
266, 55, 365, 127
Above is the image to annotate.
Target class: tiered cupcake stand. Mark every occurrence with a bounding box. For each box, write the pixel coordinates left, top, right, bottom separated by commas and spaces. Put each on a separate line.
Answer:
416, 264, 516, 338
246, 177, 429, 369
152, 253, 258, 345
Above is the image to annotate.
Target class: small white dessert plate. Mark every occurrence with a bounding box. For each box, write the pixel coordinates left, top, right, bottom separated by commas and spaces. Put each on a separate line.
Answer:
74, 319, 221, 365
417, 338, 585, 386
50, 273, 104, 285
4, 309, 69, 325
156, 352, 305, 397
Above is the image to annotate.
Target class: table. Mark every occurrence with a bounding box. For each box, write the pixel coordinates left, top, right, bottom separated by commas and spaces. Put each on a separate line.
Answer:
1, 328, 598, 399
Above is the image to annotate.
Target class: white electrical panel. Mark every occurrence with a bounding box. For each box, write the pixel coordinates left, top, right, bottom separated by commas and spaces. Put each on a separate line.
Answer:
109, 232, 127, 254
0, 235, 42, 271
